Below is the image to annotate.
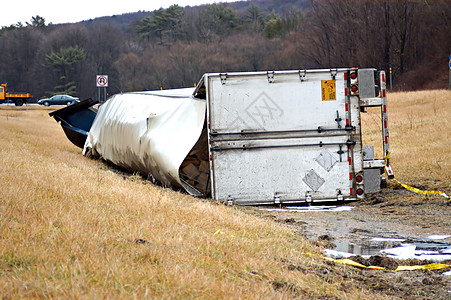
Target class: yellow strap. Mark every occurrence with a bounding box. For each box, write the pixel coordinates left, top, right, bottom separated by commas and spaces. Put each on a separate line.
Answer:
384, 152, 449, 199
392, 178, 449, 199
325, 257, 451, 272
394, 265, 423, 271
395, 263, 450, 271
324, 257, 384, 270
384, 152, 390, 160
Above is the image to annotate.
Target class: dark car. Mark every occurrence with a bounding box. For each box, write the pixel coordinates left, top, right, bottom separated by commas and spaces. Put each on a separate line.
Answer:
38, 95, 79, 106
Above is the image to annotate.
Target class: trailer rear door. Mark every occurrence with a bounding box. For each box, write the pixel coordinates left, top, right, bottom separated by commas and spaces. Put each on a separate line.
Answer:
206, 70, 361, 205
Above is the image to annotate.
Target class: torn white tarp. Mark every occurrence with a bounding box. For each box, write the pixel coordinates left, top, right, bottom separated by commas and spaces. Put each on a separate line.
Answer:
380, 245, 451, 261
380, 245, 416, 258
323, 249, 370, 259
83, 88, 207, 194
427, 235, 451, 240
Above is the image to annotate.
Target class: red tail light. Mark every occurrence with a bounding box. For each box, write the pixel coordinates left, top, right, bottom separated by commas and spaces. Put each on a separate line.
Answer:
356, 175, 363, 183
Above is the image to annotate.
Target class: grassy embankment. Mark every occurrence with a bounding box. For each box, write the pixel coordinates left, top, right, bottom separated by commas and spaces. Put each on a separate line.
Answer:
1, 89, 449, 298
362, 89, 450, 189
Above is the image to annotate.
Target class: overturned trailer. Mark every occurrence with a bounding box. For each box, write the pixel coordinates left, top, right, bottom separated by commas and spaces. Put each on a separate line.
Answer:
51, 68, 393, 205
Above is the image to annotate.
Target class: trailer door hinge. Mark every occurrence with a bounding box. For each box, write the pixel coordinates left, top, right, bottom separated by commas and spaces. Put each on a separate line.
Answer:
330, 68, 338, 80
267, 71, 275, 83
220, 73, 227, 85
305, 192, 312, 203
337, 190, 343, 201
299, 69, 306, 81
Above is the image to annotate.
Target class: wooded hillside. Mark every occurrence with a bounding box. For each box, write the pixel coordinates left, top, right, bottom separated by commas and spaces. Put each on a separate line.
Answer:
0, 0, 449, 101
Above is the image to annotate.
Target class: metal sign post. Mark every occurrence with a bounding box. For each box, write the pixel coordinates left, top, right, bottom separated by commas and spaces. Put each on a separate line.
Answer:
96, 75, 108, 103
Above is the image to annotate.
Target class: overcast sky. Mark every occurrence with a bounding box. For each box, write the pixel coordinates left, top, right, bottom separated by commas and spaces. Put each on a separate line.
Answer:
1, 0, 238, 27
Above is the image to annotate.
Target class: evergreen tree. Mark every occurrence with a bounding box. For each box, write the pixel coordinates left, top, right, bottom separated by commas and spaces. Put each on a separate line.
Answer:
199, 4, 239, 38
27, 15, 46, 28
246, 4, 264, 32
135, 5, 184, 43
45, 46, 85, 95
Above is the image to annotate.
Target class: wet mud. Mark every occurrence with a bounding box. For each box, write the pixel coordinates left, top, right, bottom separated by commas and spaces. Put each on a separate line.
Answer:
244, 183, 451, 299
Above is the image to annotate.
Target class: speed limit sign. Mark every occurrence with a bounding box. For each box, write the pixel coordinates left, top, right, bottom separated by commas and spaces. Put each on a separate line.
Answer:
96, 75, 108, 87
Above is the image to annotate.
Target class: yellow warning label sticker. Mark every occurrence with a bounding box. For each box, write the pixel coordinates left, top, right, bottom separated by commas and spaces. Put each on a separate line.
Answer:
321, 80, 336, 101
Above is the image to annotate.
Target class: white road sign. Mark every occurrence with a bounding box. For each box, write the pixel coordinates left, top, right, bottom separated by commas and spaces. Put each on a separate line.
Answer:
96, 75, 108, 87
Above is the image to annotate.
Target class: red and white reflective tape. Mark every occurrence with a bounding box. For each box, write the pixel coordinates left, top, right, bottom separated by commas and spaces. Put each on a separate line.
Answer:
380, 71, 390, 157
380, 71, 394, 178
348, 145, 354, 196
345, 70, 354, 196
345, 103, 350, 126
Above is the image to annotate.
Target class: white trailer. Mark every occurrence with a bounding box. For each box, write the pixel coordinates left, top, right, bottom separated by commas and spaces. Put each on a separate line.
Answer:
79, 68, 392, 205
200, 68, 393, 205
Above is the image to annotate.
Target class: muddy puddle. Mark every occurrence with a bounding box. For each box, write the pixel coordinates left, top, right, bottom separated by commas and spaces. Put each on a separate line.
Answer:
306, 219, 451, 261
304, 220, 448, 254
329, 234, 381, 256
321, 232, 451, 258
244, 188, 451, 299
253, 204, 451, 261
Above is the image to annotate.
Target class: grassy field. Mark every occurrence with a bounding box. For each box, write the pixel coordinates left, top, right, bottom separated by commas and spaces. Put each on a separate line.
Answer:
362, 89, 450, 188
0, 89, 449, 298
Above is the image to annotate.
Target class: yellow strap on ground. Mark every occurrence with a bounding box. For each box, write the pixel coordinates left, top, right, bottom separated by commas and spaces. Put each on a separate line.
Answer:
392, 178, 449, 199
324, 257, 384, 270
395, 263, 450, 272
325, 257, 451, 272
384, 152, 449, 199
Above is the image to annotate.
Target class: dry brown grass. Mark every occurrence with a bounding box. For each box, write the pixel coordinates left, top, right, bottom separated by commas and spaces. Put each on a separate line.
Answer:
362, 89, 450, 191
0, 105, 387, 298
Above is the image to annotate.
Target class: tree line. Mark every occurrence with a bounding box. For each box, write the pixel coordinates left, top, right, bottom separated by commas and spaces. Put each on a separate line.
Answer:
0, 0, 449, 101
